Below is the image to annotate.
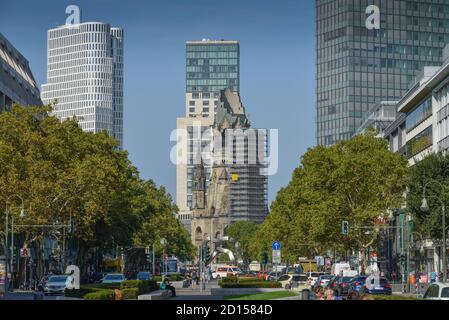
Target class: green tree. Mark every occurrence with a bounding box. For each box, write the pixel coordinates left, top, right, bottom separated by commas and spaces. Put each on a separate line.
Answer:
132, 180, 195, 261
253, 133, 409, 272
225, 221, 259, 266
407, 152, 449, 244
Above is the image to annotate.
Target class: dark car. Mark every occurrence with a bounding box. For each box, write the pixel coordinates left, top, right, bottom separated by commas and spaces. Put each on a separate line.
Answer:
347, 275, 367, 295
361, 277, 392, 295
37, 276, 49, 292
336, 276, 354, 296
324, 276, 340, 291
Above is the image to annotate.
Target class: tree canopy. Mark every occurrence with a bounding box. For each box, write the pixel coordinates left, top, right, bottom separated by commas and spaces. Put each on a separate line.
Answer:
0, 105, 194, 267
251, 133, 409, 270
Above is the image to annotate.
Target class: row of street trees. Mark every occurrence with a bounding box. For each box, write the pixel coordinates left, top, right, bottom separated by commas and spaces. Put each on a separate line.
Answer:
0, 105, 194, 280
226, 132, 410, 273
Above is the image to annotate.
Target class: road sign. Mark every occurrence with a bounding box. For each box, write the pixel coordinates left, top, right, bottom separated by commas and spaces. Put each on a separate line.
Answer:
272, 250, 281, 264
272, 241, 281, 251
20, 247, 30, 258
315, 256, 324, 266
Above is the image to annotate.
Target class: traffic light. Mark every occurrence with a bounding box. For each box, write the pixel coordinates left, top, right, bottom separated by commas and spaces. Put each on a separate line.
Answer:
145, 246, 151, 262
342, 221, 349, 235
262, 252, 269, 265
205, 245, 211, 263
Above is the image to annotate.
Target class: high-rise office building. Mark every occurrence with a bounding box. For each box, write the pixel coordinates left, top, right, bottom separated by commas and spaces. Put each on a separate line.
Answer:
41, 22, 124, 149
0, 32, 42, 111
316, 0, 449, 146
176, 39, 240, 231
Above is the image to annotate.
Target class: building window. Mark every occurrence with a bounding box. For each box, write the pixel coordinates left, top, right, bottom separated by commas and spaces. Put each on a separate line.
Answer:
189, 100, 195, 106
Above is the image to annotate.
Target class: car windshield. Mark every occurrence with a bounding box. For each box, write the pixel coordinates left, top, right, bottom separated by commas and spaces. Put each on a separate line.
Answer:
310, 273, 319, 277
48, 276, 68, 282
342, 277, 353, 282
321, 275, 333, 280
105, 274, 123, 280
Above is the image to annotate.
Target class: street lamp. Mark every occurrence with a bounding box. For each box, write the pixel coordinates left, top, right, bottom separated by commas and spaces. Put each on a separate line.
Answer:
160, 238, 167, 275
4, 194, 26, 293
421, 181, 447, 283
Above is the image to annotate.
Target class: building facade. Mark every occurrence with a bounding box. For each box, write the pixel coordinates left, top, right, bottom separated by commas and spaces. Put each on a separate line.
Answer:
177, 40, 240, 229
191, 89, 268, 247
41, 22, 124, 149
0, 32, 42, 111
316, 0, 449, 146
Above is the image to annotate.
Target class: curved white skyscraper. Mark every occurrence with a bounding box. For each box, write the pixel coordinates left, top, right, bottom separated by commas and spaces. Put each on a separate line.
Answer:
41, 22, 124, 149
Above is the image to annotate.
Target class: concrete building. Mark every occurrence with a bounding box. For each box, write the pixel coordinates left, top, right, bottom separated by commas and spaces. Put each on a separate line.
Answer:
355, 101, 398, 136
176, 40, 240, 230
41, 22, 124, 149
378, 59, 449, 281
0, 32, 42, 111
316, 0, 449, 146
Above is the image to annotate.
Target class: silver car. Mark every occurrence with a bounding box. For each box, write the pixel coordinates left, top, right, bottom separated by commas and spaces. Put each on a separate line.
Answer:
44, 275, 69, 295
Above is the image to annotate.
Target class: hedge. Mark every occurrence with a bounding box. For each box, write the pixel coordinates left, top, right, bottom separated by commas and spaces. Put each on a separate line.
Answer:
65, 283, 121, 299
121, 288, 139, 300
120, 280, 158, 295
84, 289, 115, 300
153, 274, 184, 282
219, 281, 282, 288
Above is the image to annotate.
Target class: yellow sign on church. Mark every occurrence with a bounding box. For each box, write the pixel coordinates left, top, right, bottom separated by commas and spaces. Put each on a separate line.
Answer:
231, 174, 239, 182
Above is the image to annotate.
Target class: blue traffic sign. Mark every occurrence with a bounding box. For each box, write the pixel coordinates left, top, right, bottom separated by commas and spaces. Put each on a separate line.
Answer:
272, 241, 281, 250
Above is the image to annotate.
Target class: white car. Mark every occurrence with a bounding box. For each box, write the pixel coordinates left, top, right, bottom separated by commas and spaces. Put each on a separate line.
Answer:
307, 272, 321, 286
44, 275, 69, 295
423, 282, 449, 300
278, 274, 310, 291
101, 273, 126, 284
212, 266, 243, 279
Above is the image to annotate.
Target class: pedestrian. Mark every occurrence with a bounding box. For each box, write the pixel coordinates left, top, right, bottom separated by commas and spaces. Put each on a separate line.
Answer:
314, 287, 325, 300
431, 271, 437, 283
164, 276, 176, 297
191, 272, 197, 289
324, 289, 334, 300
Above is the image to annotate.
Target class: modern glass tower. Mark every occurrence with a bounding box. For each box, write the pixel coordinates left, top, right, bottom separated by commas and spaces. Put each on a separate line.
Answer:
316, 0, 449, 146
177, 39, 240, 231
41, 22, 124, 149
185, 39, 239, 118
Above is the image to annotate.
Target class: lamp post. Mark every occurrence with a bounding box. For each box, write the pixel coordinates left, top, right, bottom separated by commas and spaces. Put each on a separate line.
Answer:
421, 181, 447, 283
160, 238, 167, 275
4, 195, 25, 293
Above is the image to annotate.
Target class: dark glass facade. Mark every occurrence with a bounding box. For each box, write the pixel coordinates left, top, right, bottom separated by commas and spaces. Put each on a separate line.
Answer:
316, 0, 449, 146
186, 41, 239, 93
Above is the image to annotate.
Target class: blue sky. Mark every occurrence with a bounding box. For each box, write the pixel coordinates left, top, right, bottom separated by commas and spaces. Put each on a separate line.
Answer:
0, 0, 316, 204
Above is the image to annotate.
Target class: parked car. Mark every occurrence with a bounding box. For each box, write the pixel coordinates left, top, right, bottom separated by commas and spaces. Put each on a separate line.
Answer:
43, 275, 69, 295
136, 271, 153, 281
307, 272, 321, 287
423, 283, 449, 300
279, 274, 311, 291
101, 273, 126, 284
37, 275, 49, 292
324, 276, 340, 291
212, 266, 243, 279
266, 271, 282, 281
347, 275, 367, 295
336, 276, 354, 296
312, 274, 334, 290
361, 276, 392, 295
